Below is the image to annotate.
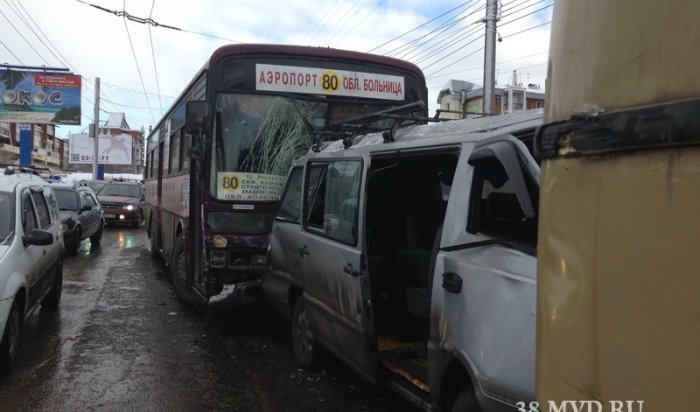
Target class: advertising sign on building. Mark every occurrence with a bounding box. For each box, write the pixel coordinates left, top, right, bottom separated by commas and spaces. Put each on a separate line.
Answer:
69, 133, 133, 165
0, 69, 82, 125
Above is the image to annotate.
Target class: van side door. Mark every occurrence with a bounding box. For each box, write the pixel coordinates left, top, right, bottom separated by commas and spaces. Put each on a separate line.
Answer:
300, 158, 377, 381
432, 136, 539, 405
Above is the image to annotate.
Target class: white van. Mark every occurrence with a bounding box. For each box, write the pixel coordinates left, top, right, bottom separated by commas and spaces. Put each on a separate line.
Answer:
0, 166, 64, 374
263, 110, 542, 411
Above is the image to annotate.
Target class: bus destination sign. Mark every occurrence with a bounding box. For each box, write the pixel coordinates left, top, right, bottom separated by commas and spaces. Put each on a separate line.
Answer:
217, 172, 286, 202
256, 64, 405, 101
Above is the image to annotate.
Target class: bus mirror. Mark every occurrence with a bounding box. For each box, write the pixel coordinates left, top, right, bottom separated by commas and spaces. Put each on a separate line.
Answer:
185, 101, 208, 133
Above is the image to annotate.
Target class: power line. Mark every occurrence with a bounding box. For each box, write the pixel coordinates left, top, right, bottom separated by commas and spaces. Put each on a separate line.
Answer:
121, 1, 156, 123
368, 1, 473, 53
0, 40, 24, 65
148, 0, 163, 114
75, 0, 242, 43
325, 0, 373, 46
501, 20, 551, 39
303, 0, 343, 44
334, 0, 387, 45
0, 9, 51, 65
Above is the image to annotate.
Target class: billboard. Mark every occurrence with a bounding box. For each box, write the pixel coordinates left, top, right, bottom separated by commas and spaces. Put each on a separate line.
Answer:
0, 69, 82, 125
69, 134, 133, 165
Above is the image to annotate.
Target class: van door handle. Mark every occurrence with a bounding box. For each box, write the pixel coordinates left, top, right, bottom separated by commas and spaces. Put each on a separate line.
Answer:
442, 272, 462, 294
343, 263, 358, 277
298, 245, 310, 257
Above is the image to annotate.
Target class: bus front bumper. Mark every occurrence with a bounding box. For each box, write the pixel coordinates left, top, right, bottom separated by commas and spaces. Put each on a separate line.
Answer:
208, 279, 262, 309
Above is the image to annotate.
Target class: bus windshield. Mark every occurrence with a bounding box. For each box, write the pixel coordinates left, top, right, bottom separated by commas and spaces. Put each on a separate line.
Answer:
211, 94, 328, 201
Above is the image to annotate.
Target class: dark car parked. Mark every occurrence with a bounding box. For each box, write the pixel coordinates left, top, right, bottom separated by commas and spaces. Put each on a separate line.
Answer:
53, 184, 104, 254
96, 181, 144, 228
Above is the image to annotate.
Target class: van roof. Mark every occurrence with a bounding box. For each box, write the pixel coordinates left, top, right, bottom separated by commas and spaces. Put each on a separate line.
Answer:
0, 169, 52, 193
318, 109, 543, 155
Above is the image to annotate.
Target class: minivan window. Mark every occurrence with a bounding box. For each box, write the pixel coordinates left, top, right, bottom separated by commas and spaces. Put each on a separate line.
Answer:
0, 193, 11, 240
22, 192, 37, 233
304, 160, 362, 245
276, 167, 303, 223
31, 191, 51, 229
468, 157, 537, 245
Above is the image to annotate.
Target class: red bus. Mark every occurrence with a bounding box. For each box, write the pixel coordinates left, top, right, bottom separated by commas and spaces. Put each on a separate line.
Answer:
144, 44, 427, 310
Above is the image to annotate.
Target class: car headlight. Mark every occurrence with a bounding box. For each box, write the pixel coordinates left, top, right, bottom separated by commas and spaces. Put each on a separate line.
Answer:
61, 223, 68, 232
123, 204, 135, 211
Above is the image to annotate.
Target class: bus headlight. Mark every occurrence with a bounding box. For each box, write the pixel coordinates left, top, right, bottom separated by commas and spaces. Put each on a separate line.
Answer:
212, 235, 227, 248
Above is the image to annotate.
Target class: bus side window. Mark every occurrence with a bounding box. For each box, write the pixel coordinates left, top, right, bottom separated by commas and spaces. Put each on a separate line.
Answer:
181, 130, 191, 171
170, 130, 180, 174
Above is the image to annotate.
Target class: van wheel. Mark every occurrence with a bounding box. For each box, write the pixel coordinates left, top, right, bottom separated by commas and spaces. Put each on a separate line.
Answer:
42, 262, 63, 308
170, 235, 204, 310
292, 296, 320, 368
68, 227, 81, 254
90, 224, 102, 246
449, 386, 479, 412
0, 299, 21, 375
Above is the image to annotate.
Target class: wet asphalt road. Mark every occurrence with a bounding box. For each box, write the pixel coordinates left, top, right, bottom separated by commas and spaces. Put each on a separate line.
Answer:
0, 226, 412, 412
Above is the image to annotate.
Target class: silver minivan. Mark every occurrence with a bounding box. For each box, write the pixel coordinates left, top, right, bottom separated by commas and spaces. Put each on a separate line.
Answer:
263, 110, 542, 411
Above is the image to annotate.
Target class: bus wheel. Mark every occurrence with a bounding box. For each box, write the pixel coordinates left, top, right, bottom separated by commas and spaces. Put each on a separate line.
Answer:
169, 235, 203, 309
292, 296, 320, 368
149, 221, 159, 260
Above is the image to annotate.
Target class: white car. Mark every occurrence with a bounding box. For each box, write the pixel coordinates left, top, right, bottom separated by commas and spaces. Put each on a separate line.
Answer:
0, 166, 64, 374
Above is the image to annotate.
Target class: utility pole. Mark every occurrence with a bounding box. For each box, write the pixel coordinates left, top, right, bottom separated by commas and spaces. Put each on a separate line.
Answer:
92, 77, 100, 180
483, 0, 498, 115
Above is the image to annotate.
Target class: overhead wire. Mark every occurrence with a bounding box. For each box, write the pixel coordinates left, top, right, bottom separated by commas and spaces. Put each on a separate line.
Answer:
324, 0, 372, 46
367, 1, 473, 53
303, 0, 343, 44
74, 0, 242, 43
388, 1, 483, 60
0, 9, 51, 65
0, 40, 24, 65
148, 0, 164, 114
334, 0, 386, 45
121, 0, 156, 123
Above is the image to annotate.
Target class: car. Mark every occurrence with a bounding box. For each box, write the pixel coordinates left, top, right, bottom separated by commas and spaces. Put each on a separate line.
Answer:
0, 166, 64, 374
263, 110, 543, 411
96, 181, 145, 228
52, 184, 104, 254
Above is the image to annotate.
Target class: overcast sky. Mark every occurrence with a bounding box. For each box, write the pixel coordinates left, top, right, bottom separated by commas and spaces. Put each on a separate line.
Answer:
1, 0, 552, 137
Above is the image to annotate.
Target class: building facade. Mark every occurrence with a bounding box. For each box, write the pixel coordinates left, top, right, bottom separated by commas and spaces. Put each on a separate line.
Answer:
437, 79, 545, 120
0, 112, 144, 174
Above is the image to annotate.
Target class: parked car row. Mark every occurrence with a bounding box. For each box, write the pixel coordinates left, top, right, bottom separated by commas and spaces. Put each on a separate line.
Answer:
0, 170, 145, 375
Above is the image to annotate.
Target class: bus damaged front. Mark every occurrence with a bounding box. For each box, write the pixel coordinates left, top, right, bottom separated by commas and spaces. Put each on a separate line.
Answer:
535, 0, 700, 410
184, 100, 275, 309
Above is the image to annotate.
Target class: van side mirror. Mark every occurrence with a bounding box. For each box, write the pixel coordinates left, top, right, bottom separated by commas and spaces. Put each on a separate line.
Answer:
185, 101, 208, 134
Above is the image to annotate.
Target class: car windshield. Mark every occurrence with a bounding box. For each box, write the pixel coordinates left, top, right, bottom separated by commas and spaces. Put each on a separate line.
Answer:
0, 192, 11, 242
83, 181, 106, 193
98, 184, 141, 198
54, 189, 78, 211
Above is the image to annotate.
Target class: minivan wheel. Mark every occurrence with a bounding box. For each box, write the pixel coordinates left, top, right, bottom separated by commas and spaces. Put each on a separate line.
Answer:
449, 386, 479, 412
0, 299, 21, 375
42, 262, 63, 308
292, 296, 320, 368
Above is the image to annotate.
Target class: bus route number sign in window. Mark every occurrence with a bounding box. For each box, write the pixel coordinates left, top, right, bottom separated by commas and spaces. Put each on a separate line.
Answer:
217, 172, 286, 202
256, 64, 405, 101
